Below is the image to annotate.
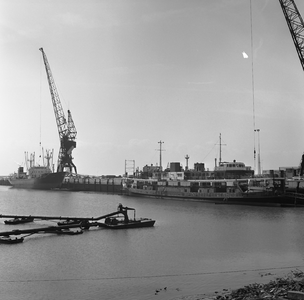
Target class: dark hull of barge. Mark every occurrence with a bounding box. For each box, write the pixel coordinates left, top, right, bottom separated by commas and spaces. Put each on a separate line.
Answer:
126, 188, 303, 207
100, 219, 155, 229
60, 177, 123, 193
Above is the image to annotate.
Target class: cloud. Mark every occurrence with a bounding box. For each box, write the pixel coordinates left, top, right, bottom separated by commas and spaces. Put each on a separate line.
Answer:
55, 12, 118, 29
187, 81, 214, 85
0, 22, 43, 44
141, 8, 184, 23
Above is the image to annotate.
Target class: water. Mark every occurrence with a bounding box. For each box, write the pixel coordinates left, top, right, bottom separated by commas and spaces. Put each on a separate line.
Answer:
0, 186, 304, 300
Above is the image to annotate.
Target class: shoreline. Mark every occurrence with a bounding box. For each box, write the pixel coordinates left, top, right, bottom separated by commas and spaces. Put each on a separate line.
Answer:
171, 269, 304, 300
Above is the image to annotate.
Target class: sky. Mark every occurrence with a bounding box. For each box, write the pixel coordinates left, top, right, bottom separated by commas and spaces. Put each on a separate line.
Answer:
1, 0, 304, 176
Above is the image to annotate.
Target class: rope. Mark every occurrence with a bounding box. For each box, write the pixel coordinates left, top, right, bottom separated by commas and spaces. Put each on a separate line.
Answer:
250, 0, 257, 174
1, 265, 303, 283
202, 142, 217, 161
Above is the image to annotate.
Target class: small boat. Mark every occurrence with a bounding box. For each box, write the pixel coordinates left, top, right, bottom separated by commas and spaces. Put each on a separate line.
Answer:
0, 236, 24, 244
57, 220, 81, 226
54, 228, 83, 235
100, 217, 155, 229
4, 217, 34, 225
98, 204, 156, 229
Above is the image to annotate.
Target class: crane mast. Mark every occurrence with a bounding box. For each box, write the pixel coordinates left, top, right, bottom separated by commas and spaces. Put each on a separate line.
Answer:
39, 48, 77, 174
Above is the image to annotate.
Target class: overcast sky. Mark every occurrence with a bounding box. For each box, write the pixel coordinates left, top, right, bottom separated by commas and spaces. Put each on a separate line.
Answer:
1, 0, 304, 176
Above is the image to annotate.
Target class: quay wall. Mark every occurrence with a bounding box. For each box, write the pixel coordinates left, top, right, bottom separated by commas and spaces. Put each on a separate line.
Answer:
60, 177, 123, 193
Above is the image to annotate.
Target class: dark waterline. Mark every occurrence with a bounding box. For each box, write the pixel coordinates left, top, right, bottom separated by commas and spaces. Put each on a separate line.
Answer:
0, 186, 303, 300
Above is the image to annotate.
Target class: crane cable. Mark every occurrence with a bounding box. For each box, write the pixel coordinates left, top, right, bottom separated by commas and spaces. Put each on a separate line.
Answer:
39, 55, 43, 164
250, 0, 257, 175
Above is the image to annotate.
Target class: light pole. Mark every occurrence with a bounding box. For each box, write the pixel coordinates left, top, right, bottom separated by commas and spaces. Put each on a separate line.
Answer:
254, 129, 261, 176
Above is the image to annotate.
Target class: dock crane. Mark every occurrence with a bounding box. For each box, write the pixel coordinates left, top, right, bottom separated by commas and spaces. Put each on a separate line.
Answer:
278, 0, 304, 175
39, 48, 77, 174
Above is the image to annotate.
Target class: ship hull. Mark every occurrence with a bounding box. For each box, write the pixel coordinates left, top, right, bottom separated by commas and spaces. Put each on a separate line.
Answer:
100, 219, 155, 229
126, 187, 301, 207
9, 172, 66, 190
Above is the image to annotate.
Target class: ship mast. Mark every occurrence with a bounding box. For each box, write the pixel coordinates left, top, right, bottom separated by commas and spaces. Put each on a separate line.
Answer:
218, 133, 226, 165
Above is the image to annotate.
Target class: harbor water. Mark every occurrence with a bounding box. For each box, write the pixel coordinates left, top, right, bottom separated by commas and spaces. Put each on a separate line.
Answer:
1, 186, 304, 300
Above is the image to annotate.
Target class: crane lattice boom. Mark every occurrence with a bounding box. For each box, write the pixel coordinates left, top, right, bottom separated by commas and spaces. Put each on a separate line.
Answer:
67, 110, 77, 140
279, 0, 304, 71
279, 0, 304, 175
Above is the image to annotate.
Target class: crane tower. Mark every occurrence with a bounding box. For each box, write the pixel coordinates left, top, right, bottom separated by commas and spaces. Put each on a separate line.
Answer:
39, 48, 77, 174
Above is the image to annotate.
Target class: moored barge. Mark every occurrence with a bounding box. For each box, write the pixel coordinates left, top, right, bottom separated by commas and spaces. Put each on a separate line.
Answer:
125, 177, 301, 206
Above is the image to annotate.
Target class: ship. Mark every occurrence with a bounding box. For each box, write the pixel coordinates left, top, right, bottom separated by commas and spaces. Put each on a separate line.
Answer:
9, 166, 66, 190
125, 177, 296, 206
124, 160, 303, 206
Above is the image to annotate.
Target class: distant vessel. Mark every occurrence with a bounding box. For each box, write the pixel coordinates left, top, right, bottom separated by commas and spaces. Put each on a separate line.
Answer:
9, 166, 66, 190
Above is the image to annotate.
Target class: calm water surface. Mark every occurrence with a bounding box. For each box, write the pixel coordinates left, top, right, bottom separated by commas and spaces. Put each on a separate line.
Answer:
0, 186, 304, 300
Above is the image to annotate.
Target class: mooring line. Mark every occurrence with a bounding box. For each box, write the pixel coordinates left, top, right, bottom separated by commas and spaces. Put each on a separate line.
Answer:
1, 265, 303, 283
